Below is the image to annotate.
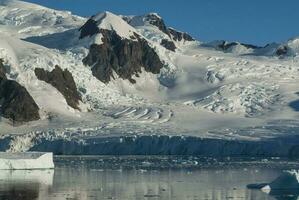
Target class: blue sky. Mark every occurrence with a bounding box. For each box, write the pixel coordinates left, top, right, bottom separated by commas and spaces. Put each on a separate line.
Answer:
24, 0, 299, 46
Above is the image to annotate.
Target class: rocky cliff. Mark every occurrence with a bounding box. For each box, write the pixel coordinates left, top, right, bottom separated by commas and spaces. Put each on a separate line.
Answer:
168, 27, 194, 42
0, 60, 40, 123
81, 27, 164, 83
35, 65, 82, 110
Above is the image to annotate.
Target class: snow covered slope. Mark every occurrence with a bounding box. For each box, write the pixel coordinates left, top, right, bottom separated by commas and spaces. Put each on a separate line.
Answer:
0, 0, 85, 38
1, 0, 299, 155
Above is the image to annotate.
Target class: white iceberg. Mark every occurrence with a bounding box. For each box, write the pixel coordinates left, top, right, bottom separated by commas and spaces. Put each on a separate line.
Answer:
0, 152, 55, 170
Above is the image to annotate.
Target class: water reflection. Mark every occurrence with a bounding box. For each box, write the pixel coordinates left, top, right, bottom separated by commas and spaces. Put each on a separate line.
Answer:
0, 170, 54, 200
266, 187, 299, 200
0, 158, 289, 200
270, 190, 299, 200
0, 183, 39, 200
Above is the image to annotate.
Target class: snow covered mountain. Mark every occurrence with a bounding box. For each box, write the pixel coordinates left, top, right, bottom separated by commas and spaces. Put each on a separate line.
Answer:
1, 0, 299, 156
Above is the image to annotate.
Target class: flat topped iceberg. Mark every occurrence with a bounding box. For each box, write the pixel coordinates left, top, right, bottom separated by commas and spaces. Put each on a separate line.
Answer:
0, 152, 54, 170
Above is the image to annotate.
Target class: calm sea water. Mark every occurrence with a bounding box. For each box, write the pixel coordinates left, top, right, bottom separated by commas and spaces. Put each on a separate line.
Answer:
0, 156, 297, 200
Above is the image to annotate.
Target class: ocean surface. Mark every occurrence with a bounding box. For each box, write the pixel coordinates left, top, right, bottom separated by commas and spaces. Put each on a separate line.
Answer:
0, 156, 298, 200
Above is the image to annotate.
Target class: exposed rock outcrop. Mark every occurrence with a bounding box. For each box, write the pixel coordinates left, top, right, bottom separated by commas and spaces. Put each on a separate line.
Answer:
0, 79, 40, 124
82, 29, 164, 84
160, 39, 176, 51
168, 27, 194, 42
78, 17, 99, 39
123, 13, 195, 44
145, 13, 170, 36
218, 41, 238, 51
0, 59, 6, 81
35, 65, 82, 110
121, 16, 132, 24
241, 43, 261, 49
0, 59, 40, 123
276, 45, 288, 56
216, 41, 260, 51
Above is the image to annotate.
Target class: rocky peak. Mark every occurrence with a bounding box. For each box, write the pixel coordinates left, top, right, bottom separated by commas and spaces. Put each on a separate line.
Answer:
123, 13, 195, 52
82, 29, 164, 84
79, 12, 111, 39
79, 11, 137, 41
168, 27, 194, 42
79, 17, 99, 39
80, 12, 165, 84
144, 13, 170, 36
204, 40, 261, 52
122, 13, 171, 37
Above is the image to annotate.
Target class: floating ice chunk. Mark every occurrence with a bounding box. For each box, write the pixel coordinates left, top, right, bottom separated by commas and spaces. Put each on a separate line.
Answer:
261, 185, 271, 194
0, 152, 54, 170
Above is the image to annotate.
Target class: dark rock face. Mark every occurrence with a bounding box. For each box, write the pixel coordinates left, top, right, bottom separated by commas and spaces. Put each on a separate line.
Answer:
276, 45, 288, 56
124, 14, 194, 44
145, 14, 170, 36
0, 59, 6, 81
160, 39, 176, 51
35, 66, 82, 110
78, 18, 100, 39
0, 80, 40, 123
217, 41, 260, 51
82, 29, 164, 84
217, 41, 238, 51
0, 59, 40, 123
121, 16, 132, 24
241, 43, 261, 49
168, 28, 194, 42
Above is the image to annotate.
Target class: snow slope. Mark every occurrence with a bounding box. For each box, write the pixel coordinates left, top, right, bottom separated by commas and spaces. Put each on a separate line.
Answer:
0, 0, 85, 38
1, 0, 299, 155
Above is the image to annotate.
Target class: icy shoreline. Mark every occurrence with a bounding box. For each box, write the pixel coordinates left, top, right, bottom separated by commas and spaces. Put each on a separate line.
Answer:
1, 133, 299, 157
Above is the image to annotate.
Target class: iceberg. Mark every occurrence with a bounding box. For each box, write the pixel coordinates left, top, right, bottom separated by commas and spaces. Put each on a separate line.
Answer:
248, 170, 299, 197
0, 152, 55, 170
265, 170, 299, 192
